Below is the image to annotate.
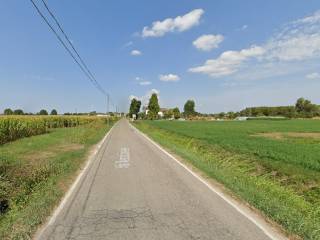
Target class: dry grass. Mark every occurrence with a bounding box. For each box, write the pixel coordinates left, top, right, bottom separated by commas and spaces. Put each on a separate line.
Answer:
254, 132, 320, 140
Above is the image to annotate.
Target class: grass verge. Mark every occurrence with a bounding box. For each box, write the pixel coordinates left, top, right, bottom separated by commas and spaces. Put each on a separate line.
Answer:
0, 119, 115, 239
134, 121, 320, 240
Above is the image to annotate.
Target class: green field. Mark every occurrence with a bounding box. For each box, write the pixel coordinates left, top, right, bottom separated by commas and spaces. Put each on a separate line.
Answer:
135, 120, 320, 240
0, 118, 115, 239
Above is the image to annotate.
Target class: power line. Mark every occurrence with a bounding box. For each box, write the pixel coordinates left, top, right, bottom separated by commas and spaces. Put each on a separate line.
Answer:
29, 0, 109, 98
39, 0, 106, 96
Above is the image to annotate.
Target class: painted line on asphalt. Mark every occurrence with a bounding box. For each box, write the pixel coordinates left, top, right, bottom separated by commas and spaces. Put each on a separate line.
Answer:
115, 147, 130, 169
34, 121, 118, 239
130, 122, 286, 240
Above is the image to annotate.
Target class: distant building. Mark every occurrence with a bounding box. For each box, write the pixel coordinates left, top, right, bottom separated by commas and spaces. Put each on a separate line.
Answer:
158, 108, 169, 118
235, 116, 248, 121
144, 107, 169, 118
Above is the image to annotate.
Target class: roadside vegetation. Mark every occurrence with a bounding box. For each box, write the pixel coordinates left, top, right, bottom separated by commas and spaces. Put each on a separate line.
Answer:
0, 116, 116, 239
134, 120, 320, 240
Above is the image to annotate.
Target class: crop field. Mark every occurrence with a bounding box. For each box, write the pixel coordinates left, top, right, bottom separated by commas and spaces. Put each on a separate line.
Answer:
135, 119, 320, 239
0, 116, 116, 239
0, 115, 100, 145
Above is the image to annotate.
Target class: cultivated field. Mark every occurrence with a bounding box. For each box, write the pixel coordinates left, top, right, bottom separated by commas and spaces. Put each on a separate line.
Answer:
135, 119, 320, 240
0, 116, 116, 239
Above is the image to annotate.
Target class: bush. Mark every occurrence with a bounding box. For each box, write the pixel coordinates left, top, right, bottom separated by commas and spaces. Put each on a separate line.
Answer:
13, 109, 24, 115
3, 109, 13, 115
39, 109, 48, 115
50, 109, 58, 115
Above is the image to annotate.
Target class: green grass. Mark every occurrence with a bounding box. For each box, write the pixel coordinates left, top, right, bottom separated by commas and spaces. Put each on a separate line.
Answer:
134, 120, 320, 240
0, 119, 115, 240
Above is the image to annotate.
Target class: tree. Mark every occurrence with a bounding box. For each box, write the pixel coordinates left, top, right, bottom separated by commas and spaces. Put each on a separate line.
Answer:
164, 109, 174, 119
295, 98, 306, 113
3, 108, 13, 115
148, 93, 160, 120
218, 112, 225, 119
184, 100, 195, 118
129, 98, 141, 118
172, 107, 180, 119
295, 97, 319, 117
13, 109, 24, 115
39, 109, 48, 115
50, 109, 58, 115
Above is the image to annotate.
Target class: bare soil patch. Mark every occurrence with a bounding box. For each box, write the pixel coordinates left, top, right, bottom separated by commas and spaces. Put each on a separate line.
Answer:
254, 132, 320, 140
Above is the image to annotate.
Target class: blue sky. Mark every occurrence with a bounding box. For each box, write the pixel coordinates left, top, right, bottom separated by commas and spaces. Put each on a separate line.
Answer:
1, 1, 320, 113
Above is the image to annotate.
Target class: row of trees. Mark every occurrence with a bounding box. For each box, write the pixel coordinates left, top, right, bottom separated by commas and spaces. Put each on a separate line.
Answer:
129, 93, 197, 120
3, 108, 58, 115
129, 96, 319, 120
239, 98, 319, 118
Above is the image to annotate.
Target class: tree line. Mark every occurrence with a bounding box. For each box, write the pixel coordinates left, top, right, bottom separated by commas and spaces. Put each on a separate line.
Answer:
129, 96, 319, 120
3, 108, 58, 116
2, 108, 123, 117
239, 98, 320, 118
129, 93, 197, 120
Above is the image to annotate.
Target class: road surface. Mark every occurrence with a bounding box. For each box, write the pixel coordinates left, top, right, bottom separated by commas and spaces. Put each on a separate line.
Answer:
36, 119, 283, 240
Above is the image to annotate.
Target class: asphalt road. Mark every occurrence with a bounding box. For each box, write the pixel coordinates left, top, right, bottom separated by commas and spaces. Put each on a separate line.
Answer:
36, 119, 283, 240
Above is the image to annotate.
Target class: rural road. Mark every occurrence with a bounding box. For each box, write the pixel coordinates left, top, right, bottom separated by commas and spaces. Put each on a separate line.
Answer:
36, 119, 283, 240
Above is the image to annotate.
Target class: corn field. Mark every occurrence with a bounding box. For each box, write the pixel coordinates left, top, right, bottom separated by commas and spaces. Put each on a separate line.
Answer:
0, 116, 102, 145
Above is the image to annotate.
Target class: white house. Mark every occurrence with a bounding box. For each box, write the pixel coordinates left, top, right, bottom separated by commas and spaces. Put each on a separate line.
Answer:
145, 107, 167, 118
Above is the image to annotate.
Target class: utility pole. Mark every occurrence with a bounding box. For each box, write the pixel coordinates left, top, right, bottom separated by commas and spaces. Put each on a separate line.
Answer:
107, 94, 110, 127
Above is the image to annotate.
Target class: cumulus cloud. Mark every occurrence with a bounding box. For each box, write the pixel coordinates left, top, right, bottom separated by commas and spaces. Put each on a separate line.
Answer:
189, 10, 320, 78
306, 72, 320, 79
193, 34, 224, 51
189, 46, 265, 77
131, 50, 142, 56
159, 74, 180, 82
142, 9, 204, 38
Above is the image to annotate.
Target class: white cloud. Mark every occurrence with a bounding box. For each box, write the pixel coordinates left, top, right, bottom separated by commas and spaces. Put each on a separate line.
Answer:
293, 10, 320, 25
159, 74, 180, 82
265, 11, 320, 61
193, 34, 224, 51
139, 81, 152, 86
135, 77, 152, 86
306, 72, 320, 79
142, 9, 204, 38
266, 34, 320, 61
189, 46, 265, 77
189, 10, 320, 78
131, 50, 142, 56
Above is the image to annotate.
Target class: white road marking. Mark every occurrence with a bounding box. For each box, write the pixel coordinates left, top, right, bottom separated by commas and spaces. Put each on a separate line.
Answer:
130, 123, 286, 240
115, 147, 130, 169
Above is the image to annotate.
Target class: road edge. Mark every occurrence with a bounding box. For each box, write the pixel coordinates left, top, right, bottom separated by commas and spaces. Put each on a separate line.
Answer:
33, 121, 117, 240
130, 122, 288, 240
